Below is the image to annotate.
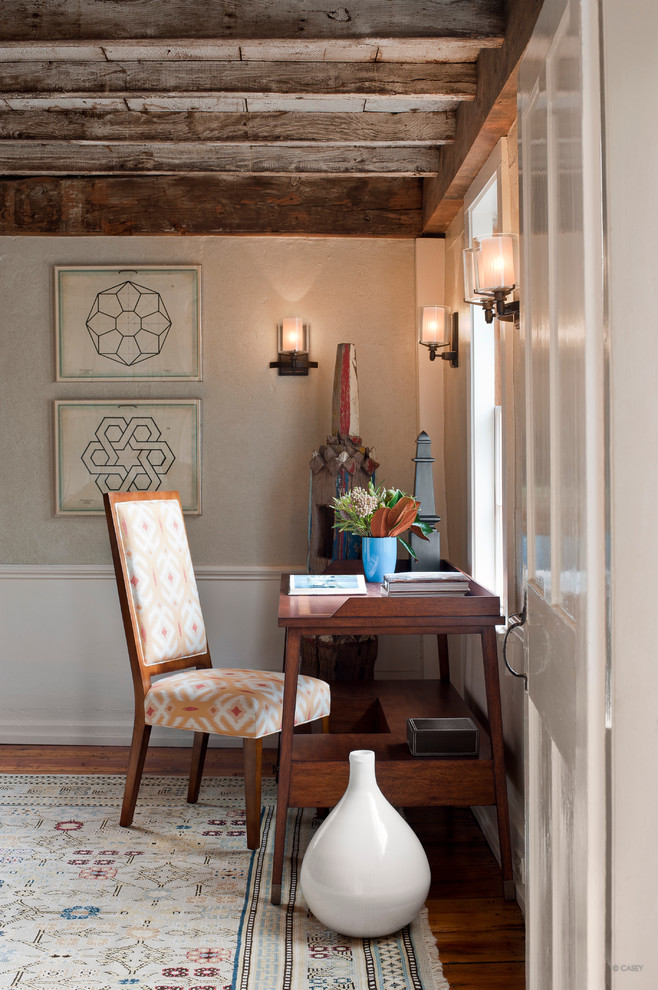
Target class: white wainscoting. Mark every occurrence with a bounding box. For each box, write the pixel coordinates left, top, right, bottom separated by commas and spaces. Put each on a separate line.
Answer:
0, 564, 423, 747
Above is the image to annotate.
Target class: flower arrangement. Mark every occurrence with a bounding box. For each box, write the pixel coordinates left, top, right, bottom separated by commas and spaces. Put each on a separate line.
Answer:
331, 482, 435, 559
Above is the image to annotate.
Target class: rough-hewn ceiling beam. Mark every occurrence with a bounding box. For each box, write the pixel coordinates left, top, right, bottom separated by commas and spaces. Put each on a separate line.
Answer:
0, 110, 456, 145
0, 1, 505, 43
422, 0, 544, 233
0, 141, 440, 176
0, 174, 424, 236
0, 38, 503, 63
0, 60, 477, 103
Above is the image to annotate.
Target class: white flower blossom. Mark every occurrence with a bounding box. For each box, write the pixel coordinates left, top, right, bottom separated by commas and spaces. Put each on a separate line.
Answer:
348, 487, 379, 518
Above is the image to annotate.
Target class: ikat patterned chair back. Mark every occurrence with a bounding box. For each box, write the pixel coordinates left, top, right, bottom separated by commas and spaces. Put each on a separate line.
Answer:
113, 495, 207, 667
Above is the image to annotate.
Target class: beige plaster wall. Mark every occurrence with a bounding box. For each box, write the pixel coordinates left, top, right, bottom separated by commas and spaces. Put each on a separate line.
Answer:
0, 236, 418, 565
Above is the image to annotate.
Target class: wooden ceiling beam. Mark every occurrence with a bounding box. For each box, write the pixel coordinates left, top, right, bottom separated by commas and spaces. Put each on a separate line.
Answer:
0, 174, 424, 236
422, 0, 543, 233
0, 59, 477, 101
0, 1, 505, 43
0, 37, 503, 64
3, 96, 463, 113
0, 109, 456, 145
0, 141, 440, 176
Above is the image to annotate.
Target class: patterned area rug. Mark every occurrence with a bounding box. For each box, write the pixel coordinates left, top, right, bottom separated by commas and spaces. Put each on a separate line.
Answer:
0, 775, 448, 990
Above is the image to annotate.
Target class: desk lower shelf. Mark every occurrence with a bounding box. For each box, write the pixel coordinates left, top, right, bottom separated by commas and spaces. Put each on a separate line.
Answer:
289, 679, 496, 809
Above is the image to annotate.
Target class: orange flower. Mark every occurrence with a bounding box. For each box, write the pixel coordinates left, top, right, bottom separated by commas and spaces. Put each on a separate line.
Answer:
369, 497, 429, 541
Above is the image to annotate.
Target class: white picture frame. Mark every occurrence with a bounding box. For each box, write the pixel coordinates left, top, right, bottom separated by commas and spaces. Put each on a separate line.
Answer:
54, 399, 201, 515
54, 265, 201, 381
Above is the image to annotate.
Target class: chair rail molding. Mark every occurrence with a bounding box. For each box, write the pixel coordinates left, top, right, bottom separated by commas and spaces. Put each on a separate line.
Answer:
0, 563, 297, 581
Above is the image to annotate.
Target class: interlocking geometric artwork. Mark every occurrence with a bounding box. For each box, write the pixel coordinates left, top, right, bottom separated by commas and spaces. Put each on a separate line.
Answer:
81, 416, 175, 493
55, 399, 200, 514
85, 280, 171, 366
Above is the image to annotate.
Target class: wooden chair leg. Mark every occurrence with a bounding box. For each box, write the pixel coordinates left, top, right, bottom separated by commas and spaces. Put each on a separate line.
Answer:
188, 731, 209, 804
315, 716, 331, 818
243, 737, 263, 851
120, 719, 152, 827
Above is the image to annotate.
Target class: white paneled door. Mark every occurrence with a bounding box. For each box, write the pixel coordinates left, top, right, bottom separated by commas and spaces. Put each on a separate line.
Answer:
519, 0, 607, 987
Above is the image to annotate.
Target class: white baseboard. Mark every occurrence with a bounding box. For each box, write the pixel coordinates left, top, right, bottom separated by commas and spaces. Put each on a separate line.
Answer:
0, 720, 134, 747
0, 720, 285, 749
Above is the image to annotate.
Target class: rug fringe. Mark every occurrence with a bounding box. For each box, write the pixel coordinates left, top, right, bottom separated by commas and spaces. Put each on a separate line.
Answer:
417, 907, 451, 990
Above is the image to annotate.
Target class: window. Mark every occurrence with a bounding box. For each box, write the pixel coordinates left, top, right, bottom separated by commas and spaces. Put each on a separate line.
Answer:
464, 143, 510, 607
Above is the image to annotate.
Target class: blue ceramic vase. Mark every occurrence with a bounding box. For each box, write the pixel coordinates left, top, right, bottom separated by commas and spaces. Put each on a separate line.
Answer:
361, 536, 397, 584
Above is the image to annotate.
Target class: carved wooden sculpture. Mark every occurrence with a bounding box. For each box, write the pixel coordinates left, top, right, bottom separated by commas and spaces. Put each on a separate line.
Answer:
307, 344, 378, 574
304, 343, 379, 680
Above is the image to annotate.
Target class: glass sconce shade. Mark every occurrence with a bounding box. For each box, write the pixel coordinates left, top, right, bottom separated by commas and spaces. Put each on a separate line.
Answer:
462, 248, 488, 305
270, 316, 318, 376
472, 233, 519, 293
270, 317, 317, 374
419, 305, 450, 346
279, 317, 308, 354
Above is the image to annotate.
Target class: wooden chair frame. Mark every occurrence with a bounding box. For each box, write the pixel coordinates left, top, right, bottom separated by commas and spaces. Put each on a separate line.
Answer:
104, 489, 262, 848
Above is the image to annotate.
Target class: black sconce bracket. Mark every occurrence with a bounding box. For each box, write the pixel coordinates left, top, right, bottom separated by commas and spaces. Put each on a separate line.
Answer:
269, 354, 318, 376
482, 290, 520, 324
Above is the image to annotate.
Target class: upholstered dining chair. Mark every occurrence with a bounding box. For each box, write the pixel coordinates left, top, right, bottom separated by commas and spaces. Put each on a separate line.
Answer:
104, 490, 331, 850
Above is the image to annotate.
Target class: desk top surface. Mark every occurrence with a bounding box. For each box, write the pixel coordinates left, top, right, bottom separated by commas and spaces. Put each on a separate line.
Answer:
277, 562, 504, 629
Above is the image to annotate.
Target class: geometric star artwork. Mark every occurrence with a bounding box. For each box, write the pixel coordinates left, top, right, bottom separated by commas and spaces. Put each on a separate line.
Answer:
86, 280, 172, 366
81, 416, 175, 493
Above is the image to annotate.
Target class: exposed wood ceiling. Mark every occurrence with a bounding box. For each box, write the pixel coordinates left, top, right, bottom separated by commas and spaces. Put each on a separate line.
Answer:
0, 1, 541, 237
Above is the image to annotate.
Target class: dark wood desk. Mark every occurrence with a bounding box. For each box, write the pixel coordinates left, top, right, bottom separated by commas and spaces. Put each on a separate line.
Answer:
271, 567, 513, 904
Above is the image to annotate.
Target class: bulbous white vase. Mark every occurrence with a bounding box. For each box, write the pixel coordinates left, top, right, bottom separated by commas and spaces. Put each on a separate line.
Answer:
300, 749, 431, 938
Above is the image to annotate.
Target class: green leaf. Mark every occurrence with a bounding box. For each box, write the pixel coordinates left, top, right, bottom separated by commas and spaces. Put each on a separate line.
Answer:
386, 488, 405, 507
398, 536, 417, 560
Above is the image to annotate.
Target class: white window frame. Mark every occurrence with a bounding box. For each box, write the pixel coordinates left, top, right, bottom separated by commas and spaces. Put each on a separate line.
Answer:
464, 140, 511, 610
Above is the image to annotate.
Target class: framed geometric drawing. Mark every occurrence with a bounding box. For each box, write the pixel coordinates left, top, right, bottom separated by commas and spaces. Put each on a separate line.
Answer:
54, 265, 201, 381
54, 400, 201, 515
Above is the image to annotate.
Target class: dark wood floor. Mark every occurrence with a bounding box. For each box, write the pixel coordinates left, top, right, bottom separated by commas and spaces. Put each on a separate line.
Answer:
0, 745, 525, 990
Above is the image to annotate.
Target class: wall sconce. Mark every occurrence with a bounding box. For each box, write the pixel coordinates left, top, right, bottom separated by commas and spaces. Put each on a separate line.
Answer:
419, 305, 459, 367
463, 233, 520, 323
269, 317, 318, 376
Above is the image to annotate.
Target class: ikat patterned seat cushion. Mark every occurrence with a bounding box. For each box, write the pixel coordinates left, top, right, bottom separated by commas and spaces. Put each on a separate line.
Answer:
115, 498, 207, 665
144, 668, 331, 739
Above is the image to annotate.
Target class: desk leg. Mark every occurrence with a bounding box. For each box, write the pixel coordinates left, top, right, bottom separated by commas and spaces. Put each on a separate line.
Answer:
481, 626, 515, 900
271, 628, 301, 905
437, 633, 450, 682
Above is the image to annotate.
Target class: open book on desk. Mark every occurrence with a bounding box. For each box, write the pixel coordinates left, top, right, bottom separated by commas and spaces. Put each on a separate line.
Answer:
288, 573, 368, 595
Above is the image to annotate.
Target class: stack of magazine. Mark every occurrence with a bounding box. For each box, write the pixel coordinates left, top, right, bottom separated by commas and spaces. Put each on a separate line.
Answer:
382, 571, 470, 596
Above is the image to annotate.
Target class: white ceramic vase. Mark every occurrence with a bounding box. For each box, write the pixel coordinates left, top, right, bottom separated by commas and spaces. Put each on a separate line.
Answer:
300, 749, 431, 937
